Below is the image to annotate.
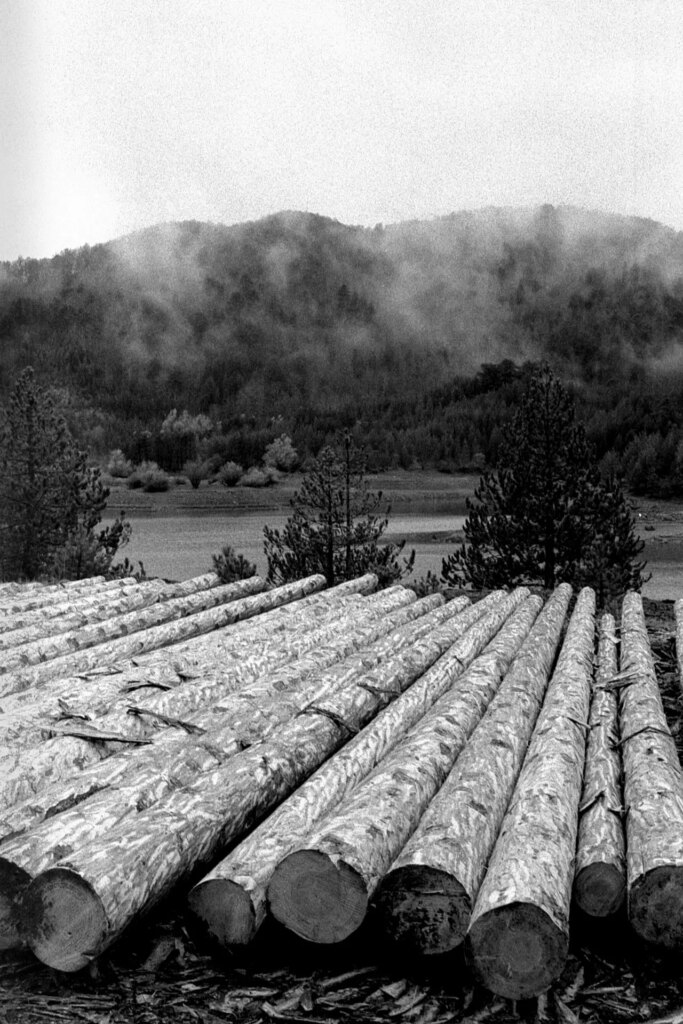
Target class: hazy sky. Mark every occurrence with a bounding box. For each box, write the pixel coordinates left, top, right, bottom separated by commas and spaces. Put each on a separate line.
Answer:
2, 0, 682, 261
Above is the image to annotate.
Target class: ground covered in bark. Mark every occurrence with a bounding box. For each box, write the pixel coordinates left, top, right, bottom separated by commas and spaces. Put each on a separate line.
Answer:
1, 598, 681, 1024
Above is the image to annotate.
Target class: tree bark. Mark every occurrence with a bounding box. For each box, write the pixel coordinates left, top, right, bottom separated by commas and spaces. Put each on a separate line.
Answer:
0, 589, 435, 818
375, 584, 572, 954
621, 592, 683, 947
573, 613, 626, 917
0, 576, 330, 698
189, 592, 537, 950
0, 576, 267, 683
0, 585, 408, 754
676, 598, 683, 698
0, 576, 130, 617
465, 587, 595, 1001
0, 592, 457, 947
266, 589, 532, 945
21, 592, 512, 971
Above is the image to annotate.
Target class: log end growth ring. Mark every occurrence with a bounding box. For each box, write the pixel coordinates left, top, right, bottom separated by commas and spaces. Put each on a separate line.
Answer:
630, 866, 683, 947
466, 901, 568, 1001
574, 863, 625, 918
0, 858, 33, 950
187, 878, 256, 948
268, 849, 367, 944
23, 868, 108, 972
375, 864, 472, 954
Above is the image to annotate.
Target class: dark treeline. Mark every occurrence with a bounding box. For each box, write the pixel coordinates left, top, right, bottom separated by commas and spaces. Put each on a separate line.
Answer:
1, 205, 683, 496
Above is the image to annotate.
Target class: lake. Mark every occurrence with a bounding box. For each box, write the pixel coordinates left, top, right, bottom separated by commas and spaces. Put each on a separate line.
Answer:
106, 511, 683, 601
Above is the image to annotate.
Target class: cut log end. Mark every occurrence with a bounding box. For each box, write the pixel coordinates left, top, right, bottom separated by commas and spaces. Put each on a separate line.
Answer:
268, 849, 367, 944
375, 865, 471, 955
574, 863, 625, 918
187, 878, 257, 948
467, 901, 568, 1001
24, 868, 107, 972
630, 866, 683, 948
0, 858, 32, 950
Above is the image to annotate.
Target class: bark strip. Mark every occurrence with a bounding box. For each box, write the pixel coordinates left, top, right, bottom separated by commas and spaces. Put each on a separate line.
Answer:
622, 592, 683, 947
266, 590, 532, 945
375, 584, 572, 954
574, 613, 626, 917
465, 587, 596, 1001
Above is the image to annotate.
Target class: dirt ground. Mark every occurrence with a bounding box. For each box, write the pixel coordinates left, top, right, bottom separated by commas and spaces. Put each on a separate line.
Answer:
1, 598, 682, 1024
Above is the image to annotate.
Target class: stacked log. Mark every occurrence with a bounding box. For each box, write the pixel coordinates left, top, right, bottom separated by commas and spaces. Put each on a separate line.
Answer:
465, 587, 596, 1000
0, 591, 439, 816
21, 591, 517, 971
0, 593, 450, 950
374, 583, 572, 954
265, 589, 532, 945
0, 576, 135, 617
0, 584, 403, 752
621, 592, 683, 947
0, 575, 327, 698
189, 592, 538, 949
573, 613, 626, 917
676, 598, 683, 696
0, 576, 267, 681
0, 580, 169, 651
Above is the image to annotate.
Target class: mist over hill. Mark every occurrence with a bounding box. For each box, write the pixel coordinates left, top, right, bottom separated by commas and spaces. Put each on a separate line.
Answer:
2, 205, 683, 495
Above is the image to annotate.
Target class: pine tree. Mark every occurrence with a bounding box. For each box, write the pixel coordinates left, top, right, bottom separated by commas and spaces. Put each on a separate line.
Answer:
264, 435, 414, 587
0, 368, 131, 580
442, 367, 647, 602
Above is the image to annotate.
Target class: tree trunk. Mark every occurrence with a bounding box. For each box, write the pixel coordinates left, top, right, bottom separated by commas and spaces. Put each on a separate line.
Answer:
21, 592, 513, 971
0, 576, 329, 698
574, 612, 626, 917
676, 598, 683, 698
0, 581, 169, 650
0, 590, 438, 819
189, 592, 537, 949
465, 587, 595, 1001
621, 592, 683, 947
0, 584, 406, 754
0, 576, 134, 617
0, 576, 267, 684
375, 584, 572, 954
0, 592, 458, 948
266, 590, 531, 945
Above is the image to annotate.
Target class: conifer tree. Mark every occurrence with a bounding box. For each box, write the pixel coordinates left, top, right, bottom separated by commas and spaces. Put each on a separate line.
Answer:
442, 367, 647, 602
264, 435, 414, 587
0, 368, 130, 580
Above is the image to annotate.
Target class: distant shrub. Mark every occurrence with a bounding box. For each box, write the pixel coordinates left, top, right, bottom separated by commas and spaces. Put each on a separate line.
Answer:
238, 465, 280, 488
127, 461, 172, 492
107, 449, 134, 478
409, 570, 444, 597
183, 460, 210, 489
212, 544, 258, 583
217, 461, 244, 487
264, 434, 299, 472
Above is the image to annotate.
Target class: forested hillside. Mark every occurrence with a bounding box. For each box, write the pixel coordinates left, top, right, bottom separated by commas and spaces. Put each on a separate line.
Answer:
2, 205, 683, 495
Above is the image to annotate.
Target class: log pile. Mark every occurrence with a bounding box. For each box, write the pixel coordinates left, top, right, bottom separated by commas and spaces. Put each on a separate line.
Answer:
1, 574, 681, 1011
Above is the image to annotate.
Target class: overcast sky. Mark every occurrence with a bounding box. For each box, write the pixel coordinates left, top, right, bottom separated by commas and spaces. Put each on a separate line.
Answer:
1, 0, 682, 261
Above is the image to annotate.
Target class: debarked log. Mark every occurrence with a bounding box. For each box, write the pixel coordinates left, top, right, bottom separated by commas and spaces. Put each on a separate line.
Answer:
621, 592, 683, 947
375, 584, 571, 954
0, 575, 267, 683
21, 594, 514, 972
189, 591, 535, 949
573, 612, 626, 917
266, 589, 532, 945
0, 592, 440, 818
465, 587, 595, 1001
